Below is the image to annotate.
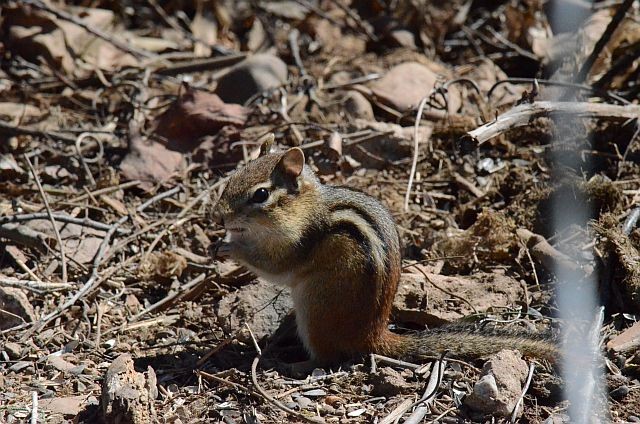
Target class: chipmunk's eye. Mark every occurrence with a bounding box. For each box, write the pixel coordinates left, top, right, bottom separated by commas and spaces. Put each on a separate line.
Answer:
250, 187, 269, 203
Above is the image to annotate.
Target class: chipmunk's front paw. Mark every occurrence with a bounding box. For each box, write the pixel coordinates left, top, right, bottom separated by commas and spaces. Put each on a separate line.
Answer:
286, 360, 319, 378
214, 239, 232, 258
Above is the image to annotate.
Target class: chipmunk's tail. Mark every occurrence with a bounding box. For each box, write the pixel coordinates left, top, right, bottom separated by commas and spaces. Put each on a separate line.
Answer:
381, 324, 560, 362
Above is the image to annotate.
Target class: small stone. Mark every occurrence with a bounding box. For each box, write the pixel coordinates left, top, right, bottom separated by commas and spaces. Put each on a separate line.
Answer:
4, 342, 22, 359
0, 287, 36, 330
301, 389, 327, 397
215, 54, 288, 104
215, 282, 293, 342
344, 91, 374, 120
628, 416, 640, 423
369, 367, 413, 396
296, 396, 313, 410
369, 62, 436, 111
464, 350, 529, 418
609, 385, 629, 400
389, 29, 416, 49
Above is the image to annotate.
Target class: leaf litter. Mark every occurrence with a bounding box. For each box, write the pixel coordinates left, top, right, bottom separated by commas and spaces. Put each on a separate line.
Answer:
1, 0, 640, 422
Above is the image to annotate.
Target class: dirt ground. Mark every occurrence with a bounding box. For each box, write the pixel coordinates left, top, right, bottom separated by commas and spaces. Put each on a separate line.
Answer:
1, 0, 640, 422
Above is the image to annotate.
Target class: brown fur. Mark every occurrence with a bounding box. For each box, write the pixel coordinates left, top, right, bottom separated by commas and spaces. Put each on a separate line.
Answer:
217, 149, 558, 365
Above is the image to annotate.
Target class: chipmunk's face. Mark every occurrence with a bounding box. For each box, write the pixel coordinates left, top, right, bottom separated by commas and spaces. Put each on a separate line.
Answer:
216, 148, 317, 272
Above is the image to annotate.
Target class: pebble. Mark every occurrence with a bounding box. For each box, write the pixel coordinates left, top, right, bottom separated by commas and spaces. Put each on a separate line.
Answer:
296, 396, 313, 410
4, 342, 22, 359
464, 350, 529, 418
215, 54, 288, 104
344, 91, 374, 120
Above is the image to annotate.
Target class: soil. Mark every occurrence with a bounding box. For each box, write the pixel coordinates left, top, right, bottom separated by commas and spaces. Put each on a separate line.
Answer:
1, 0, 640, 422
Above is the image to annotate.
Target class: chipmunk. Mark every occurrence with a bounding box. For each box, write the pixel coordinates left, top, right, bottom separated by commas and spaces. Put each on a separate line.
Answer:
215, 146, 558, 366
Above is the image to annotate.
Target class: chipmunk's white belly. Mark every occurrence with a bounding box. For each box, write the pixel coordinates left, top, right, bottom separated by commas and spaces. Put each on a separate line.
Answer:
255, 269, 299, 287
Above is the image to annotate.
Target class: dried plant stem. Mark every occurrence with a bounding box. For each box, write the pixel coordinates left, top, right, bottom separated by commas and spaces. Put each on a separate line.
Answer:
246, 324, 325, 424
24, 155, 68, 284
404, 96, 431, 212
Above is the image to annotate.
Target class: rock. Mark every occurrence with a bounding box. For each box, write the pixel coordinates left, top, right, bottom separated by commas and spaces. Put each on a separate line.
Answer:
607, 321, 640, 354
40, 395, 92, 417
0, 287, 36, 330
464, 350, 529, 418
389, 30, 416, 49
394, 271, 524, 326
4, 342, 22, 359
101, 354, 158, 424
215, 281, 293, 342
344, 91, 374, 120
370, 62, 460, 113
369, 367, 413, 396
47, 355, 84, 375
215, 54, 288, 104
295, 396, 313, 410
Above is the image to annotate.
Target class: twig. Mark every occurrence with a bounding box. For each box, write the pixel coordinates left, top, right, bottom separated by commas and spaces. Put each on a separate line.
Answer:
144, 179, 226, 260
378, 399, 413, 424
0, 277, 73, 293
452, 172, 485, 198
404, 97, 432, 212
486, 78, 628, 105
23, 0, 154, 59
153, 54, 247, 76
407, 265, 479, 315
128, 273, 207, 323
246, 324, 325, 424
24, 155, 67, 284
198, 370, 255, 395
370, 353, 420, 372
65, 180, 141, 204
572, 0, 635, 85
0, 120, 76, 144
510, 362, 535, 423
404, 359, 447, 424
9, 186, 182, 337
30, 391, 38, 424
0, 213, 129, 234
463, 101, 640, 146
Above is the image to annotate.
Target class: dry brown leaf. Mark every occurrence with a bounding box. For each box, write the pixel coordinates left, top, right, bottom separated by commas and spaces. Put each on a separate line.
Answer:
155, 85, 249, 151
120, 137, 184, 190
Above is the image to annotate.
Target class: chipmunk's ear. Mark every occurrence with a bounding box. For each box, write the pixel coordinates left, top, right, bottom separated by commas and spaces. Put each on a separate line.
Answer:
258, 133, 275, 157
276, 147, 305, 179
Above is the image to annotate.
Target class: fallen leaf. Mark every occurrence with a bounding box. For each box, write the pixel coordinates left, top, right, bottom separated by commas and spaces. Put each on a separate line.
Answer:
40, 395, 89, 416
155, 85, 249, 152
119, 137, 184, 190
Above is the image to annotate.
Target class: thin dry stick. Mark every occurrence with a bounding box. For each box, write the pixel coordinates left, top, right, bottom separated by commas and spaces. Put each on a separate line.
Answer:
510, 362, 535, 423
464, 101, 640, 146
144, 178, 227, 260
30, 391, 38, 424
24, 155, 68, 284
404, 97, 430, 212
128, 273, 207, 323
378, 399, 413, 424
407, 264, 478, 315
245, 324, 325, 424
9, 186, 182, 337
66, 180, 140, 204
0, 277, 73, 293
403, 359, 447, 424
23, 0, 154, 59
0, 212, 129, 234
